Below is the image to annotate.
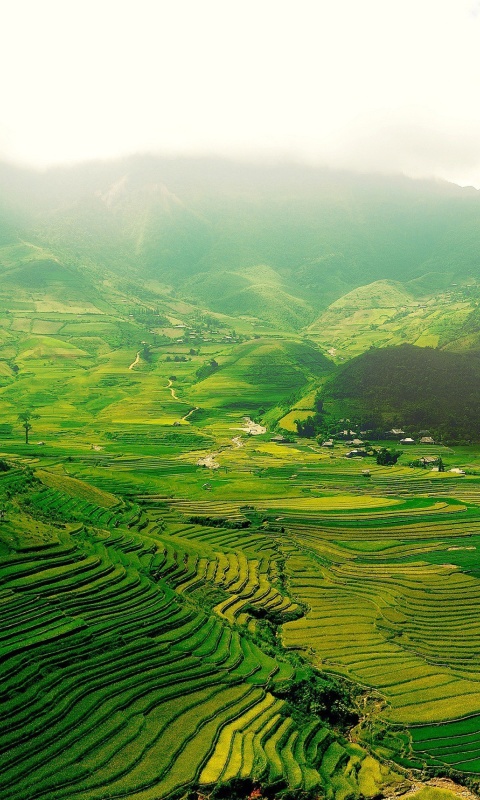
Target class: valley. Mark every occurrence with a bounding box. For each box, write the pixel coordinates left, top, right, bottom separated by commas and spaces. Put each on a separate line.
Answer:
1, 158, 480, 800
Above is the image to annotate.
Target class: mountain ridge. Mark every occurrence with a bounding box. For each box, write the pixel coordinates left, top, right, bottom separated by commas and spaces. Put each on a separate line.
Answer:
1, 156, 480, 330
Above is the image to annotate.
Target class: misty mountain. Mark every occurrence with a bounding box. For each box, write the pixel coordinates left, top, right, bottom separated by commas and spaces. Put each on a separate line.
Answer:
1, 156, 480, 328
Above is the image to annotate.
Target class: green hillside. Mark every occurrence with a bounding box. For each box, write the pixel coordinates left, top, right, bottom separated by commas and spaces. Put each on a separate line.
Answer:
307, 280, 475, 360
183, 265, 315, 330
191, 338, 333, 415
2, 157, 480, 332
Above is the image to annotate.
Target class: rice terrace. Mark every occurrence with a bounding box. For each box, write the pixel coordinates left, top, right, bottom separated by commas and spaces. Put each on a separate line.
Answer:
2, 157, 480, 800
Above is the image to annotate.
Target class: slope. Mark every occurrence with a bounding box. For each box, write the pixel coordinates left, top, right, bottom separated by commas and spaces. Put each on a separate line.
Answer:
307, 281, 474, 360
190, 338, 333, 414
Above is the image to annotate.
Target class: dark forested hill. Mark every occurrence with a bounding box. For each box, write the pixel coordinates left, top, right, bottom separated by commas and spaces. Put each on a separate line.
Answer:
321, 344, 480, 442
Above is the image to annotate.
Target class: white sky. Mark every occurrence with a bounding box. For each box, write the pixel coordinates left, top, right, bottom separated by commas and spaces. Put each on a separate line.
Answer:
2, 0, 480, 185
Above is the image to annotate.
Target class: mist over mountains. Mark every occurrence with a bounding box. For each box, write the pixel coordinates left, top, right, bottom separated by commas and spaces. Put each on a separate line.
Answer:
2, 155, 480, 442
1, 156, 480, 330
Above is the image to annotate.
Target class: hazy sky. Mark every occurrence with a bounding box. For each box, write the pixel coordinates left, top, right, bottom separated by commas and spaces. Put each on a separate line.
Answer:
2, 0, 480, 186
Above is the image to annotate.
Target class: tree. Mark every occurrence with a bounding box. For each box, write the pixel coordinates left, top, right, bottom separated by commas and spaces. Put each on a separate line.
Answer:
18, 410, 38, 445
296, 416, 317, 438
196, 358, 219, 381
313, 392, 324, 414
376, 447, 402, 466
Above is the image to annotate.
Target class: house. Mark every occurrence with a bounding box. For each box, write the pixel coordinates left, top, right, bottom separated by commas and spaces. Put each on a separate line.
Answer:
419, 456, 438, 466
270, 434, 287, 443
400, 437, 415, 444
345, 449, 368, 458
321, 440, 334, 447
450, 468, 465, 475
420, 436, 435, 444
390, 428, 405, 436
352, 438, 364, 446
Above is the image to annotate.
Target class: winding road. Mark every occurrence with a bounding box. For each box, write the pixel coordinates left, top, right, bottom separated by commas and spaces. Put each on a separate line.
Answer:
166, 379, 180, 400
182, 406, 199, 421
128, 351, 141, 370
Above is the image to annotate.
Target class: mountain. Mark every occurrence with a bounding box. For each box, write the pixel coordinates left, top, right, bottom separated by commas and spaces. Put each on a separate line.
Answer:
4, 158, 480, 798
1, 157, 480, 331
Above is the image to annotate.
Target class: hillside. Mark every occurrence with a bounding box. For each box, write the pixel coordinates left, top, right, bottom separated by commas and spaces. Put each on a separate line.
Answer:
190, 338, 333, 415
321, 343, 480, 441
307, 280, 476, 360
1, 157, 480, 331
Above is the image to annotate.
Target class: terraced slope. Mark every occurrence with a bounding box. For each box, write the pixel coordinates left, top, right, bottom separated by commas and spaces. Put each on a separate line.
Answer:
0, 467, 406, 800
151, 490, 480, 776
190, 338, 333, 414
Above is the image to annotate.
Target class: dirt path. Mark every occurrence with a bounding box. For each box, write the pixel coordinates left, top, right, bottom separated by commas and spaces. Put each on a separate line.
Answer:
238, 417, 267, 435
197, 435, 244, 470
166, 379, 180, 401
182, 406, 199, 421
197, 454, 220, 469
196, 417, 262, 471
129, 351, 141, 370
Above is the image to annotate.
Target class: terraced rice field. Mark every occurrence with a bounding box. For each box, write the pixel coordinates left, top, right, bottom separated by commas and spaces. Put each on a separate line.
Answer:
150, 485, 480, 778
0, 466, 411, 799
3, 306, 480, 796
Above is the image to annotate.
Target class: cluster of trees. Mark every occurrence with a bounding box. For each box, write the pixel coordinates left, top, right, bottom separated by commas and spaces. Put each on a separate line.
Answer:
187, 515, 251, 530
295, 394, 325, 438
141, 343, 152, 362
127, 306, 168, 327
187, 311, 225, 330
185, 777, 318, 800
196, 358, 219, 381
272, 669, 359, 731
375, 448, 402, 466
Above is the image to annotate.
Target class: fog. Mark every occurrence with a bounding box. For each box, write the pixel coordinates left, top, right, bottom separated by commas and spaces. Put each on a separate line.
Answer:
2, 0, 480, 186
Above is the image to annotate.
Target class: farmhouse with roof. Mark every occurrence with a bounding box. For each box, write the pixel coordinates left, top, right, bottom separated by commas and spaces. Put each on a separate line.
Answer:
419, 456, 439, 466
